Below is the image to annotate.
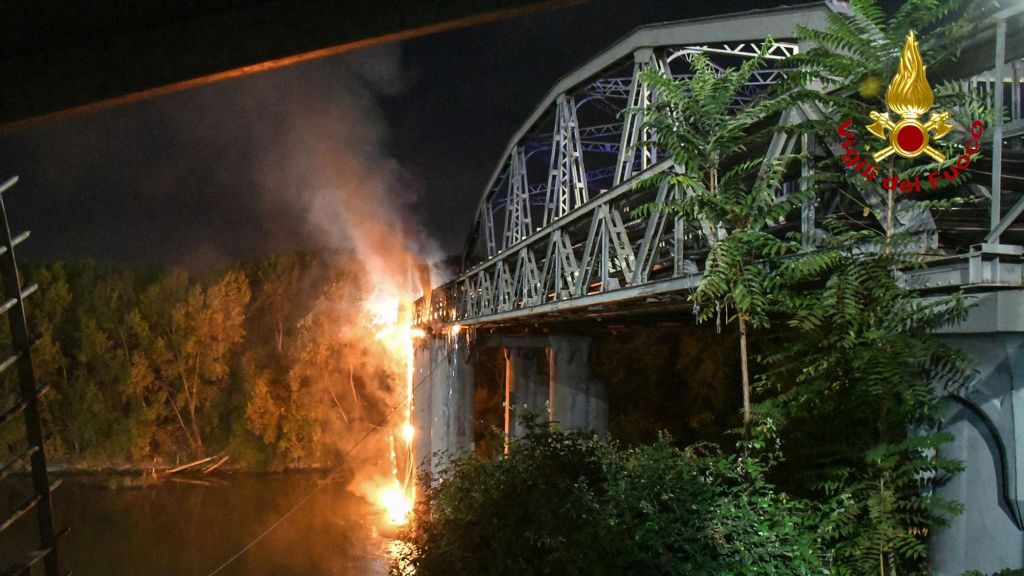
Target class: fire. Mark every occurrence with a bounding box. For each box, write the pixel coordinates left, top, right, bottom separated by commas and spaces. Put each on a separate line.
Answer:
366, 289, 401, 327
363, 286, 418, 527
376, 481, 414, 526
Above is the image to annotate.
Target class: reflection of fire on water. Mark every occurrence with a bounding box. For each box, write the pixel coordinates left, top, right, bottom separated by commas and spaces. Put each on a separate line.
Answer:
365, 290, 420, 528
386, 538, 416, 576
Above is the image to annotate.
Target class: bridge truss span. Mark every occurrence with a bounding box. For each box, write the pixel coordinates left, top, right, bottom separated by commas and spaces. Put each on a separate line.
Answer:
411, 7, 1024, 573
416, 3, 1024, 329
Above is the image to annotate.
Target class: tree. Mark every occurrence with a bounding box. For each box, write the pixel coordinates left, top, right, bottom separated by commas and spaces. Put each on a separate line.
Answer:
637, 45, 807, 432
182, 269, 251, 455
12, 253, 407, 468
138, 269, 251, 457
760, 2, 991, 572
758, 225, 969, 575
636, 1, 988, 572
25, 263, 72, 458
786, 0, 992, 252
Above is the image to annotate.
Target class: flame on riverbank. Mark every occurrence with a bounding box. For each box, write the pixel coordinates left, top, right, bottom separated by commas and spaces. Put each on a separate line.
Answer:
365, 289, 418, 527
376, 480, 414, 526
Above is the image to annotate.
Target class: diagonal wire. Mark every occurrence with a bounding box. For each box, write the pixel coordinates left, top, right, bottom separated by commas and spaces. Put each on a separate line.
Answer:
205, 351, 449, 576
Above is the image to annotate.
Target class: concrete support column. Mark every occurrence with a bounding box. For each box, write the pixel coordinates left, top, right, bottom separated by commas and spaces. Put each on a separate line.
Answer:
548, 335, 607, 434
412, 340, 433, 473
427, 331, 474, 474
504, 347, 548, 439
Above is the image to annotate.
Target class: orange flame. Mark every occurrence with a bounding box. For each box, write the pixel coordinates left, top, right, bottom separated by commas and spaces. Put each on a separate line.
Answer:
375, 481, 413, 526
365, 288, 417, 527
885, 31, 933, 118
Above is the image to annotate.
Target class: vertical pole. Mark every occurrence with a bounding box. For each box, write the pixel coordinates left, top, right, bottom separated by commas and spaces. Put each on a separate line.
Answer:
800, 132, 816, 250
1012, 60, 1021, 129
503, 348, 512, 453
672, 185, 686, 276
614, 55, 643, 186
0, 192, 60, 575
991, 19, 1006, 240
483, 207, 496, 259
599, 210, 610, 291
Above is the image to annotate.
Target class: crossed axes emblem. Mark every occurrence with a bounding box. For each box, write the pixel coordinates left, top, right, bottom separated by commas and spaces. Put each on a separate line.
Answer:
866, 110, 954, 163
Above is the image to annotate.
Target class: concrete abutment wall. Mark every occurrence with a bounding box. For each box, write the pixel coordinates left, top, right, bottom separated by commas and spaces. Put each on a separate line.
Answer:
932, 290, 1024, 575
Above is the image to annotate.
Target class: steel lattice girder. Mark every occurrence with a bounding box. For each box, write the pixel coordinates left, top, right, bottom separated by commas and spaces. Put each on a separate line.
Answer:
418, 3, 1024, 328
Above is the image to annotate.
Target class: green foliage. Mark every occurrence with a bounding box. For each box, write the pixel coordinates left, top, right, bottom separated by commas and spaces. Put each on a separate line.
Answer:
632, 2, 983, 572
635, 45, 807, 328
396, 421, 830, 576
635, 43, 811, 432
789, 0, 983, 96
637, 48, 805, 238
761, 2, 990, 572
0, 251, 401, 470
754, 229, 970, 576
785, 0, 993, 242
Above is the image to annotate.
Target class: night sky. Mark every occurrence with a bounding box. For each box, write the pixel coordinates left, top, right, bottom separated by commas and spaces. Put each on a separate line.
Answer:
0, 0, 792, 273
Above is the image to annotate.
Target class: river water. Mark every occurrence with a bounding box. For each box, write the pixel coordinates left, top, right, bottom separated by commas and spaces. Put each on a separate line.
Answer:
1, 473, 396, 576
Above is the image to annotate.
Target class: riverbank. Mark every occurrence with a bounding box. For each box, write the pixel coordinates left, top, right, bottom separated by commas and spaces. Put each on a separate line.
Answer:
41, 459, 345, 476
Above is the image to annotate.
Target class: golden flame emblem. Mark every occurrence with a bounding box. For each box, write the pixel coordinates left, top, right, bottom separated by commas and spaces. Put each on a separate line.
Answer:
866, 31, 954, 162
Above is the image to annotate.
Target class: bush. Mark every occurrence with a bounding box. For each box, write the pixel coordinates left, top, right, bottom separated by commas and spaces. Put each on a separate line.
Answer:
394, 422, 830, 576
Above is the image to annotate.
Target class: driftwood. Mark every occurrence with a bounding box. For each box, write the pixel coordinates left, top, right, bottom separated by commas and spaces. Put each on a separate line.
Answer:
202, 455, 230, 474
163, 454, 218, 476
166, 476, 217, 487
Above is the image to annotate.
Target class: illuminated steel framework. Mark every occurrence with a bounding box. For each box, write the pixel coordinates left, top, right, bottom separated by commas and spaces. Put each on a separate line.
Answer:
416, 4, 1024, 328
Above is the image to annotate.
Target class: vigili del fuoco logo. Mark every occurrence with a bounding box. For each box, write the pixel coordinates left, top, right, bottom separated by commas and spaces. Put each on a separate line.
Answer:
835, 31, 984, 194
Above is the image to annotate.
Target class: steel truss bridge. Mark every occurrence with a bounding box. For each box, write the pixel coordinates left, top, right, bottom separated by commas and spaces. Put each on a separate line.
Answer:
414, 3, 1024, 329
410, 4, 1024, 573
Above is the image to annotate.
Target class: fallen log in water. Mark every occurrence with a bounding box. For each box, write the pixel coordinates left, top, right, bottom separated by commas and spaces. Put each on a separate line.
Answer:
163, 454, 218, 476
202, 455, 230, 474
166, 476, 218, 487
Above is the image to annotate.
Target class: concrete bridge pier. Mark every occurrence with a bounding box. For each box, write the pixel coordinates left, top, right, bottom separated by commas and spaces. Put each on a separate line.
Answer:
413, 331, 474, 476
504, 347, 548, 439
412, 331, 610, 472
497, 334, 607, 438
412, 340, 433, 473
547, 335, 607, 435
